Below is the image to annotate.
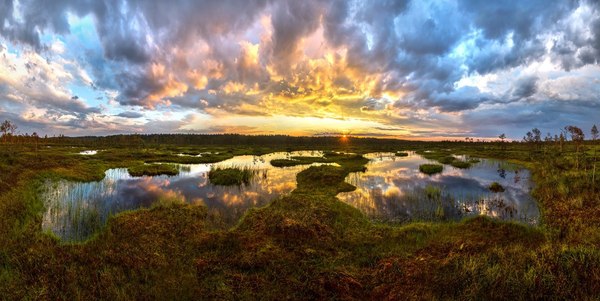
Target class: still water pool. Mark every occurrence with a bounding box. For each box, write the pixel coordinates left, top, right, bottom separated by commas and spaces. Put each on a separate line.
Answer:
338, 152, 539, 224
42, 151, 326, 241
41, 151, 538, 242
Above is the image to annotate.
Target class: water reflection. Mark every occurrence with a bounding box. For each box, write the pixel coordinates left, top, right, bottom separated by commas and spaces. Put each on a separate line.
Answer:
42, 151, 324, 241
337, 152, 539, 224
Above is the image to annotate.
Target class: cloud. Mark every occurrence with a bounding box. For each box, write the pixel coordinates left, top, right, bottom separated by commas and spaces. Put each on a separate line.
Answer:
512, 76, 538, 99
1, 0, 600, 139
116, 111, 143, 118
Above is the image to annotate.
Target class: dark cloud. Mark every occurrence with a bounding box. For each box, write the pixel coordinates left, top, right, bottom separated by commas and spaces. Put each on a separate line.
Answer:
429, 86, 491, 112
116, 111, 143, 118
512, 76, 538, 99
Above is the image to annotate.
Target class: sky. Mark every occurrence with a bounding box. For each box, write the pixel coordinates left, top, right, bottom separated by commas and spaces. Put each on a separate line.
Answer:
0, 0, 599, 140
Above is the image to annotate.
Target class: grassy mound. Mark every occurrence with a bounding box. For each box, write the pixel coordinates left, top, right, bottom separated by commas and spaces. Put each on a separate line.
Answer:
208, 167, 253, 185
128, 164, 179, 177
450, 160, 471, 169
419, 164, 444, 175
489, 182, 506, 192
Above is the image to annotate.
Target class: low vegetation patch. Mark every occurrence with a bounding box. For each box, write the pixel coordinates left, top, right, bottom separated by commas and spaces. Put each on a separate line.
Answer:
489, 182, 506, 192
395, 152, 409, 157
128, 164, 179, 177
270, 156, 327, 167
450, 160, 471, 169
270, 153, 368, 172
208, 167, 254, 185
419, 164, 444, 175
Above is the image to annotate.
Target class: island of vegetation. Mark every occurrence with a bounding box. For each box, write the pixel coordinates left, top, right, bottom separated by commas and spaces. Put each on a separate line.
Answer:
489, 182, 506, 193
208, 167, 254, 185
128, 164, 179, 177
419, 163, 444, 175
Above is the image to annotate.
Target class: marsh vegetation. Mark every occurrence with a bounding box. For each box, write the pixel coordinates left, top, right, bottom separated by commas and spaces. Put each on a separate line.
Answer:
0, 132, 599, 299
128, 163, 179, 177
419, 163, 444, 174
208, 166, 254, 185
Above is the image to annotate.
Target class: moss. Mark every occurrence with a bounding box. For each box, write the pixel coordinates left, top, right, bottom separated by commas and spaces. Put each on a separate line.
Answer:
419, 164, 444, 175
128, 164, 179, 177
208, 167, 254, 185
489, 182, 506, 193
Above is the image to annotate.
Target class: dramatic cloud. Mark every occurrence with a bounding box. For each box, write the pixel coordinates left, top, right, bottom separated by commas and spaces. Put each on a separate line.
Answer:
0, 0, 599, 139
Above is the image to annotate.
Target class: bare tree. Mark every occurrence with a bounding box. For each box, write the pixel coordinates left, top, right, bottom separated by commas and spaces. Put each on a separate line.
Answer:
592, 124, 599, 141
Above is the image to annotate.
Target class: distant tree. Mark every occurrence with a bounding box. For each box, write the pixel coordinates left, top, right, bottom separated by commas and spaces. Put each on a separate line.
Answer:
499, 133, 506, 143
31, 132, 39, 151
565, 126, 585, 144
523, 128, 541, 144
531, 128, 542, 144
565, 125, 585, 169
592, 125, 599, 189
0, 120, 17, 143
523, 131, 533, 143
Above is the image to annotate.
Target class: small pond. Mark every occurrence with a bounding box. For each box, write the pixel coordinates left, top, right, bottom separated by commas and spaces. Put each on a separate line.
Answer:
337, 152, 539, 224
42, 151, 326, 241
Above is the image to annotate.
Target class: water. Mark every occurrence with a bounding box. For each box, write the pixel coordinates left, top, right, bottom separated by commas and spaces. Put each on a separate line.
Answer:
78, 150, 98, 155
337, 152, 539, 224
42, 150, 539, 242
41, 151, 326, 241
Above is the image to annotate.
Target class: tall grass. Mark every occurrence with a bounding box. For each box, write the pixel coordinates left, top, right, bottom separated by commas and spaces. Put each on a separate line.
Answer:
208, 165, 255, 185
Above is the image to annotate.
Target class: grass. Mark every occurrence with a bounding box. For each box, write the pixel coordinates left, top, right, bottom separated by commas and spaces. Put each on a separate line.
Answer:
395, 152, 409, 157
489, 181, 506, 192
270, 156, 328, 167
208, 166, 254, 185
450, 160, 471, 169
1, 139, 600, 299
419, 164, 444, 175
128, 163, 179, 177
270, 153, 367, 170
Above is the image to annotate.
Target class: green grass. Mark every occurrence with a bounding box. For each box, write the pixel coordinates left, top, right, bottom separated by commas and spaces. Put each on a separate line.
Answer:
419, 164, 444, 175
208, 167, 254, 185
450, 160, 471, 169
270, 156, 328, 167
128, 163, 179, 177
